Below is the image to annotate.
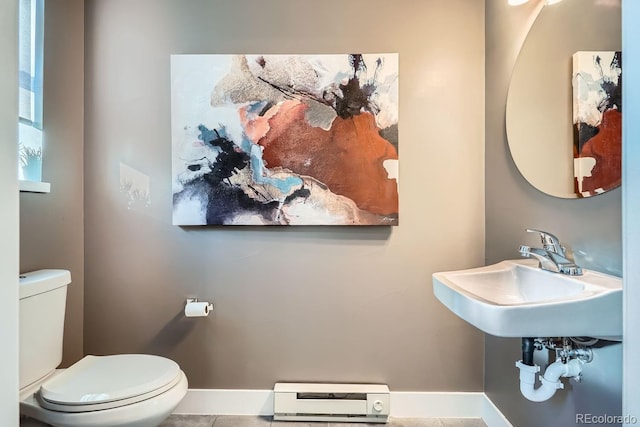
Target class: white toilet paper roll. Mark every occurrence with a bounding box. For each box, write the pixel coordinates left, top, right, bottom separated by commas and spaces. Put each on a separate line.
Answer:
184, 301, 212, 317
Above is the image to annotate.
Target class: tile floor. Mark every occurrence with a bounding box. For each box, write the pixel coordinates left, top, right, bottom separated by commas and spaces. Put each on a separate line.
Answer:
159, 415, 488, 427
20, 414, 488, 427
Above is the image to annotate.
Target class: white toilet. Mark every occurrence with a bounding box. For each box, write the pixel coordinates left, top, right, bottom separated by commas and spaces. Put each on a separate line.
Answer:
19, 269, 188, 427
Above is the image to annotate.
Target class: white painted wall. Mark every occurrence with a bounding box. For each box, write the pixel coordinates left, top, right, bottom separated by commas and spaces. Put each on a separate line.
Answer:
622, 1, 640, 424
0, 0, 20, 424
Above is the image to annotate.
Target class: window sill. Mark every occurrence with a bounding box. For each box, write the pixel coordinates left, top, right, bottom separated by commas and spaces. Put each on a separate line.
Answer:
19, 180, 50, 193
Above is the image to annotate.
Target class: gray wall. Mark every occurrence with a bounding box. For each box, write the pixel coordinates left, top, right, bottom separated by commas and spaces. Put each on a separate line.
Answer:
485, 1, 622, 426
19, 0, 85, 368
83, 0, 486, 390
0, 0, 20, 423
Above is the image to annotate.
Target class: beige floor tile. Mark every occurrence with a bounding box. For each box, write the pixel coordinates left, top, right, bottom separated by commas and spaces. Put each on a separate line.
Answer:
155, 415, 486, 427
160, 414, 217, 427
388, 417, 445, 427
213, 415, 273, 427
439, 418, 487, 427
273, 421, 329, 427
329, 423, 392, 427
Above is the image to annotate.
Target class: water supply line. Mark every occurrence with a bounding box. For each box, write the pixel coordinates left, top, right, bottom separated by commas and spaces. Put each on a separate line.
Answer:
515, 337, 593, 402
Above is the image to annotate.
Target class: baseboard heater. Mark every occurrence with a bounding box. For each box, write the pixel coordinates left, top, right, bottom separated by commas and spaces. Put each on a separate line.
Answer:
273, 383, 390, 423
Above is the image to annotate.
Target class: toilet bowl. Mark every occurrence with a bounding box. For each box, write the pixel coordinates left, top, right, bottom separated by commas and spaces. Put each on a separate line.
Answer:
19, 270, 188, 427
20, 354, 188, 427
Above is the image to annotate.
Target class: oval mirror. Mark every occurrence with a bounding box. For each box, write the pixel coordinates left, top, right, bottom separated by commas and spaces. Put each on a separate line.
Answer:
506, 0, 621, 198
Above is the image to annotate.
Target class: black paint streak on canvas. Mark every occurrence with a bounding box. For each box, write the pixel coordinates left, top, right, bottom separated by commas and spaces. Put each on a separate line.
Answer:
197, 125, 249, 183
258, 101, 275, 116
349, 54, 367, 78
593, 52, 622, 113
336, 77, 376, 119
606, 52, 622, 112
574, 52, 622, 154
285, 187, 311, 203
574, 123, 599, 153
335, 54, 379, 119
204, 178, 279, 225
255, 54, 383, 120
175, 124, 312, 225
379, 124, 399, 152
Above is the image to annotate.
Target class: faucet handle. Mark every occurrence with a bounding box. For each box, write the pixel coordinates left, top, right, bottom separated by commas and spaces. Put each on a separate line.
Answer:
525, 229, 565, 256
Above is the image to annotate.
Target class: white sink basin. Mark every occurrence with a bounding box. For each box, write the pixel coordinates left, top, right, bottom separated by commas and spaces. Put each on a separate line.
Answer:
432, 259, 622, 338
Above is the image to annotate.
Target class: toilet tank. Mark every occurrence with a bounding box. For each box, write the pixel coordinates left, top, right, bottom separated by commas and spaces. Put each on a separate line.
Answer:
19, 269, 71, 389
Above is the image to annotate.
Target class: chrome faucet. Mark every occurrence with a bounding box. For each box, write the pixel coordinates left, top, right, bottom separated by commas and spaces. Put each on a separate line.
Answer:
519, 229, 583, 276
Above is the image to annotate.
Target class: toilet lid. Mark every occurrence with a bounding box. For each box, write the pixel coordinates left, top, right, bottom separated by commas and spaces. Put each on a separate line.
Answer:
39, 354, 181, 406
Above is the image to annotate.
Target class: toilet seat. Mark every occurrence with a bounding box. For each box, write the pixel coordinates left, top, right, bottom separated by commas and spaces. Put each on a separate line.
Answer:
36, 354, 182, 413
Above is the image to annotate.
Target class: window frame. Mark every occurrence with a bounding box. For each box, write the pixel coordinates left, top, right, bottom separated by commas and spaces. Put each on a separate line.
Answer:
18, 0, 49, 193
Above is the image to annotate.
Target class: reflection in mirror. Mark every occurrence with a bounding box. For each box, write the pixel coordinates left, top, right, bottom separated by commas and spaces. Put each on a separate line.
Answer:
506, 0, 621, 198
573, 51, 621, 197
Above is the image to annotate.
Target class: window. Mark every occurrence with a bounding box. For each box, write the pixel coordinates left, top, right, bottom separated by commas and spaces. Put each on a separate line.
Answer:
18, 0, 45, 187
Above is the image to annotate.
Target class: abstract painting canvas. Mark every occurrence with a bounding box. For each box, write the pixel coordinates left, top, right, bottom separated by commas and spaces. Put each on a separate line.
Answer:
171, 54, 399, 225
572, 51, 621, 197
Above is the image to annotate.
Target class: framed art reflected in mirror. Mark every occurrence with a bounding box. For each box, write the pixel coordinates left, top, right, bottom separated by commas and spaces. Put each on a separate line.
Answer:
506, 0, 621, 198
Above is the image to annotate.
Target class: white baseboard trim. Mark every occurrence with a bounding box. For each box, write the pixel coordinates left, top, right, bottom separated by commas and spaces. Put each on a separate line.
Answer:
481, 394, 513, 427
174, 389, 274, 416
173, 389, 512, 427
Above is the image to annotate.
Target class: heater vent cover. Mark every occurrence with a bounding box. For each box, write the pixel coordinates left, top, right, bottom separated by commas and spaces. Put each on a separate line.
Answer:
273, 383, 390, 423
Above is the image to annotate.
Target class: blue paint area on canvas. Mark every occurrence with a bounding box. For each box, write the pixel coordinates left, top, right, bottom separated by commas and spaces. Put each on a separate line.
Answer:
249, 145, 303, 196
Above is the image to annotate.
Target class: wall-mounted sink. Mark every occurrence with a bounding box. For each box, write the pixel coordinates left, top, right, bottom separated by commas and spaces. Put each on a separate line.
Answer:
432, 259, 622, 339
